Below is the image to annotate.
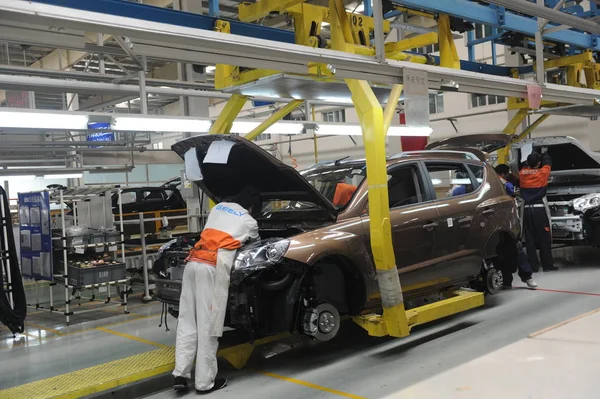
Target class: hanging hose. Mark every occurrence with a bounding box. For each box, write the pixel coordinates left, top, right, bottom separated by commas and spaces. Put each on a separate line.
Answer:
288, 135, 298, 169
158, 302, 170, 332
0, 186, 26, 334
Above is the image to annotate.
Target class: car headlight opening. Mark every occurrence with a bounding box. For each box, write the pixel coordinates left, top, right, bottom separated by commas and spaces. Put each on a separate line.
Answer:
234, 239, 290, 270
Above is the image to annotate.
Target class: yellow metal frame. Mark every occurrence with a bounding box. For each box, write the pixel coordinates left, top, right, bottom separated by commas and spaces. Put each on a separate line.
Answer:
438, 15, 460, 69
206, 0, 487, 341
244, 100, 304, 141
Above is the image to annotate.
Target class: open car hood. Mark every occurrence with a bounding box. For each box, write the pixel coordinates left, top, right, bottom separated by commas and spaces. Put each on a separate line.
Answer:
426, 134, 512, 154
171, 135, 337, 216
511, 136, 600, 173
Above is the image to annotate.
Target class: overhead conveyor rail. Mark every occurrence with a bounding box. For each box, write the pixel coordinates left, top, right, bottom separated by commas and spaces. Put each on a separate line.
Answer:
1, 0, 599, 104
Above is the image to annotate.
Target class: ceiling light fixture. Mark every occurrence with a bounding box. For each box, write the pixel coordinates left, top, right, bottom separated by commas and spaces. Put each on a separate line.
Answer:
44, 173, 84, 179
230, 121, 304, 135
112, 116, 212, 133
315, 123, 433, 136
0, 109, 89, 130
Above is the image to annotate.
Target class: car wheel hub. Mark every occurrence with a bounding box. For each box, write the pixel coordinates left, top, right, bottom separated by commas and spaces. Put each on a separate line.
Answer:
318, 311, 336, 333
302, 303, 340, 341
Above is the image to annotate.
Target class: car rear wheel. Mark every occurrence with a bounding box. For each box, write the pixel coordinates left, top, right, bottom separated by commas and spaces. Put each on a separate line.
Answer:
302, 303, 341, 342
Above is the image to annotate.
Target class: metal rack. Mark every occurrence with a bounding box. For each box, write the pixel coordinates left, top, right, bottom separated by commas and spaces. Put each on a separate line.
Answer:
29, 186, 129, 325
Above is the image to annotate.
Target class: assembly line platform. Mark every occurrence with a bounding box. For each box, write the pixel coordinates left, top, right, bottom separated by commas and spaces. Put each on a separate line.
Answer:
2, 248, 600, 399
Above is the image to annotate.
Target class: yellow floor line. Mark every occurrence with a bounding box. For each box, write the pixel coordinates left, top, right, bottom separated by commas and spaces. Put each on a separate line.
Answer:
255, 370, 367, 399
0, 346, 176, 399
96, 327, 167, 348
0, 314, 162, 352
25, 322, 63, 336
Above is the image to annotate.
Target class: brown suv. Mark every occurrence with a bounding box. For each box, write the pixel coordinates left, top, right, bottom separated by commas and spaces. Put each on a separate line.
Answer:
171, 135, 519, 341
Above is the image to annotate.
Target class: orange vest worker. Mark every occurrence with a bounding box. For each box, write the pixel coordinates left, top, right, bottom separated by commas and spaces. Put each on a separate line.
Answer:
332, 183, 357, 207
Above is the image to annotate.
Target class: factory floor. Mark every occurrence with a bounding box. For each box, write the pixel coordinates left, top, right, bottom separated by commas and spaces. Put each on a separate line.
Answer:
2, 247, 600, 399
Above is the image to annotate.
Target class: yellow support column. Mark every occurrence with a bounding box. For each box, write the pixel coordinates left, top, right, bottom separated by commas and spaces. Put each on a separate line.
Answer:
438, 15, 460, 69
383, 84, 403, 135
346, 79, 409, 338
329, 0, 355, 53
496, 109, 528, 164
244, 100, 304, 141
209, 94, 248, 134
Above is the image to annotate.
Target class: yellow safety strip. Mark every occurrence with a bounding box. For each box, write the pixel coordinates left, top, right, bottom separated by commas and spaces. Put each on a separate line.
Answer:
0, 346, 176, 399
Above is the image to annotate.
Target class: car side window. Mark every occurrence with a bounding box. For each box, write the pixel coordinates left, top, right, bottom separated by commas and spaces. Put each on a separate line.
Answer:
121, 191, 137, 205
425, 163, 477, 199
387, 165, 426, 209
143, 190, 165, 202
467, 164, 485, 188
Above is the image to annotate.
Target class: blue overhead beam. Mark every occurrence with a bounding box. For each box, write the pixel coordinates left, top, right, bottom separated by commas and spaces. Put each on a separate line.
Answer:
30, 0, 530, 77
208, 0, 219, 18
391, 0, 600, 51
31, 0, 296, 43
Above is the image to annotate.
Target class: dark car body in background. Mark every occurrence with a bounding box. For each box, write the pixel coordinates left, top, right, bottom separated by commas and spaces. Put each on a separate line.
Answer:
161, 135, 518, 341
113, 187, 187, 235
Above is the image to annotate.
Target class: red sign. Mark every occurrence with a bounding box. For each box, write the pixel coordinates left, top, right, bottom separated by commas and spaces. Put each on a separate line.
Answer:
399, 113, 428, 151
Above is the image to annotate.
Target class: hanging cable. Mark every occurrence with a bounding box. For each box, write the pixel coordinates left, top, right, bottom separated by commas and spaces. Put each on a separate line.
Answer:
0, 186, 26, 334
288, 135, 298, 169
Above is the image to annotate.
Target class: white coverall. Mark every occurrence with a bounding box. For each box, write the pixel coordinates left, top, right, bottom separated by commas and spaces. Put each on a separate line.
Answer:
173, 202, 259, 391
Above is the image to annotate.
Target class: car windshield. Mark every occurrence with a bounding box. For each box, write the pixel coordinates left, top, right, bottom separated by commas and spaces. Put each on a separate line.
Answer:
261, 163, 366, 212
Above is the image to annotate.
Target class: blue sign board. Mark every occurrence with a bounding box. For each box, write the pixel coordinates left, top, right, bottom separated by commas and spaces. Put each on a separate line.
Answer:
88, 122, 115, 148
18, 191, 53, 281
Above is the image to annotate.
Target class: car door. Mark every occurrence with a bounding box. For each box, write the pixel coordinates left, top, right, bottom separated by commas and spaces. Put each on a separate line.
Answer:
422, 161, 484, 281
386, 163, 438, 271
140, 189, 168, 213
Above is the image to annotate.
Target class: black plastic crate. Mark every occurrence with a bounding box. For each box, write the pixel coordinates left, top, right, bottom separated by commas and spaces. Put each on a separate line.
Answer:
68, 262, 126, 288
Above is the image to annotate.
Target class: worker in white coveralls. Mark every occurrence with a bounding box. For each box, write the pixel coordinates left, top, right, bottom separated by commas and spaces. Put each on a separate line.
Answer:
173, 186, 261, 393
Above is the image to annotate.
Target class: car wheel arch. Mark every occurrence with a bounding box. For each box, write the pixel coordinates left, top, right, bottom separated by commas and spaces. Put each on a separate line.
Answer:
483, 229, 518, 259
307, 254, 368, 316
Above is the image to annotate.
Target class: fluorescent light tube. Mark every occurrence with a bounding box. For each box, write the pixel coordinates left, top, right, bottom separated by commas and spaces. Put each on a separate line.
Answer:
112, 117, 212, 133
44, 173, 83, 179
231, 121, 304, 135
316, 123, 433, 136
0, 175, 36, 180
0, 110, 89, 130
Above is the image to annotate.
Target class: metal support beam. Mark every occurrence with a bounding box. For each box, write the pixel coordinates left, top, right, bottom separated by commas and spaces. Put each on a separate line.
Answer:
497, 109, 528, 163
385, 32, 438, 53
208, 0, 219, 17
244, 100, 304, 141
514, 114, 550, 142
373, 0, 386, 62
392, 0, 600, 50
535, 0, 546, 85
209, 94, 247, 134
4, 0, 600, 104
384, 84, 403, 135
438, 14, 461, 69
364, 0, 372, 17
347, 79, 408, 338
482, 0, 600, 35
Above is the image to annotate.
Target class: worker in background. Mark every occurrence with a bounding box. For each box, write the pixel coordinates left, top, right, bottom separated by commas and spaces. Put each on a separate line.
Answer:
494, 164, 537, 289
332, 181, 357, 207
173, 186, 261, 393
519, 151, 559, 272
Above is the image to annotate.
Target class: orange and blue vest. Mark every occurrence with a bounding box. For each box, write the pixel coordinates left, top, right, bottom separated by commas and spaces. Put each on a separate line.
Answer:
519, 155, 552, 205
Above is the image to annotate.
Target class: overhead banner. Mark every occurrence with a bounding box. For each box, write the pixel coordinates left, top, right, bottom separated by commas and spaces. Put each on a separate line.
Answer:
87, 122, 115, 148
18, 191, 53, 281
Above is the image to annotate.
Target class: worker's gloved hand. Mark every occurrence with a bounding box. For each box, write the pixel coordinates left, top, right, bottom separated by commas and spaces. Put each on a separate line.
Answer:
541, 146, 548, 153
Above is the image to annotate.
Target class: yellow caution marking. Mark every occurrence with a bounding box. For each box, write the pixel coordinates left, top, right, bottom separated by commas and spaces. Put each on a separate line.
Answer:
25, 322, 64, 336
255, 369, 367, 399
0, 347, 176, 399
96, 327, 167, 348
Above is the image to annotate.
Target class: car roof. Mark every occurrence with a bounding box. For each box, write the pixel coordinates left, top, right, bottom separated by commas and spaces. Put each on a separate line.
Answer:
304, 150, 483, 172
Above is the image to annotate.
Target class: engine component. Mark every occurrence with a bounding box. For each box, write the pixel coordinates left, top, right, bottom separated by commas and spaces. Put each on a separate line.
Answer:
302, 303, 340, 341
